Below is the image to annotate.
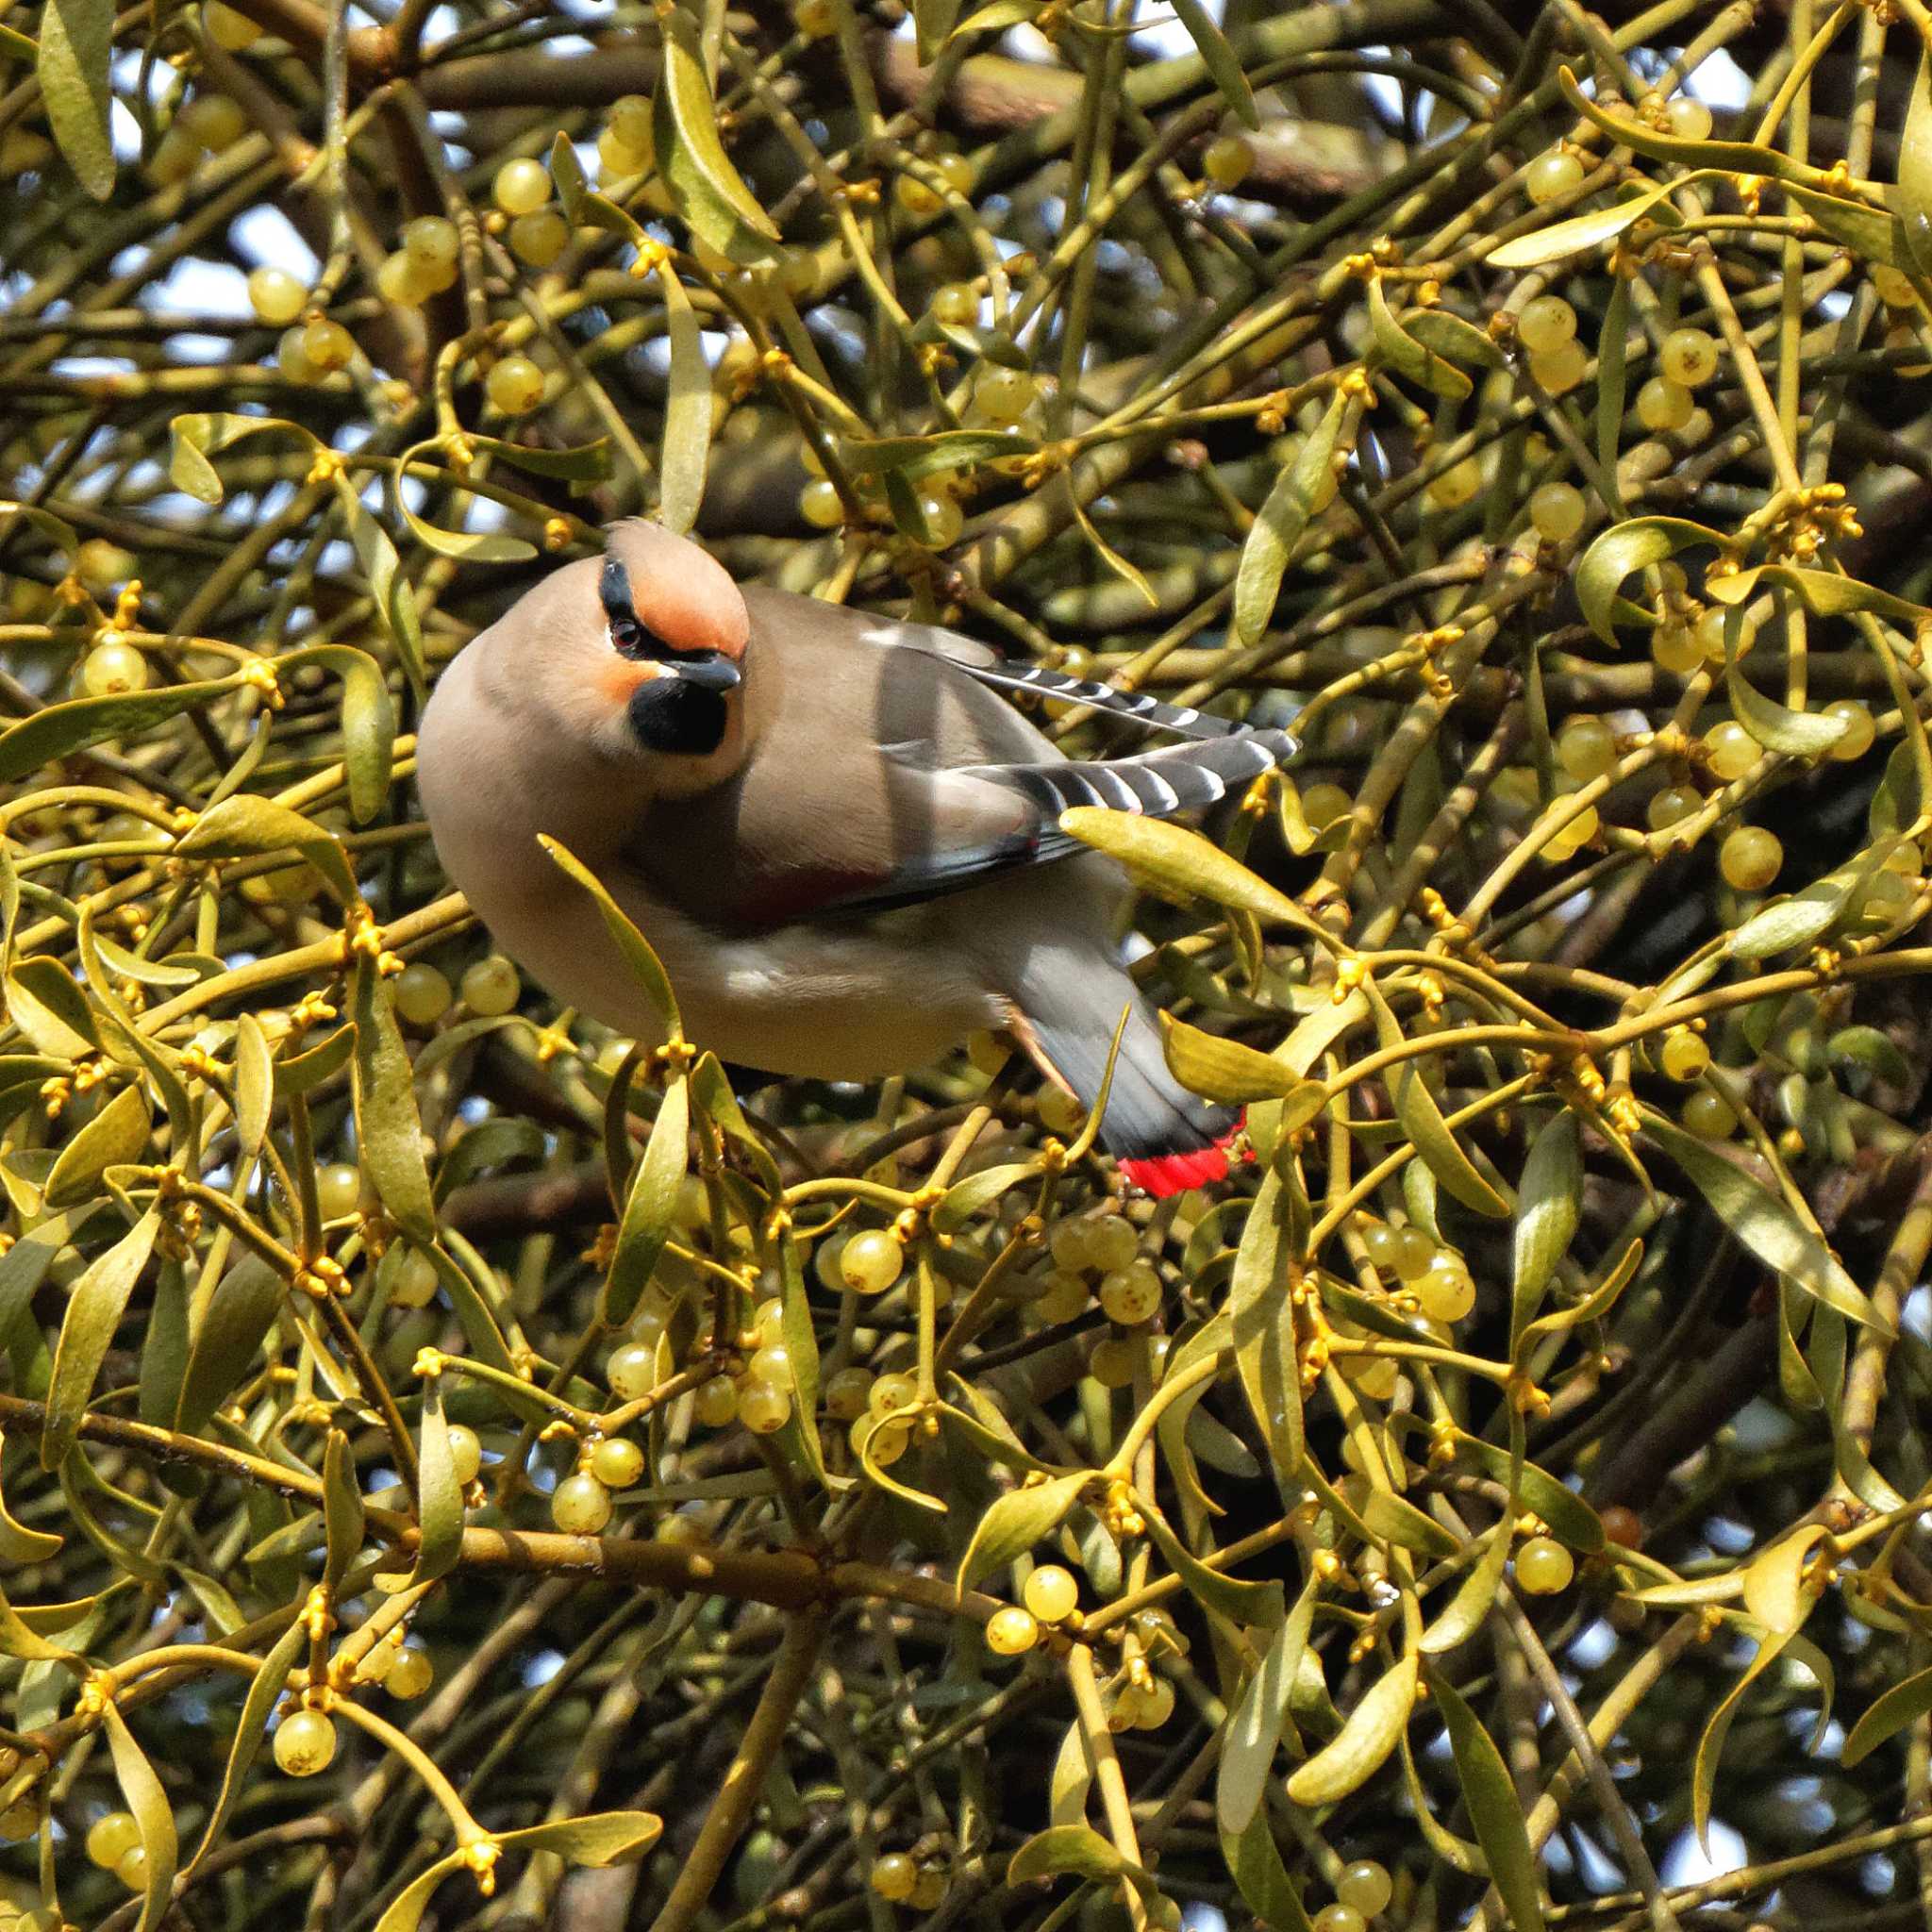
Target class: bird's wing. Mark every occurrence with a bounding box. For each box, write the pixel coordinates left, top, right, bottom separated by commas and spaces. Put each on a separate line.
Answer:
790, 726, 1297, 920
854, 612, 1256, 743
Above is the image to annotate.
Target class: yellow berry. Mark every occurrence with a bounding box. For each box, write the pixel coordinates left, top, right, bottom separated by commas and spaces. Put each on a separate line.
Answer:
486, 354, 545, 415
1664, 95, 1713, 141
1098, 1261, 1161, 1325
931, 281, 978, 326
934, 152, 974, 195
1337, 1859, 1392, 1916
460, 955, 521, 1016
509, 208, 570, 268
376, 250, 433, 306
1682, 1089, 1737, 1139
116, 1845, 149, 1890
81, 641, 148, 697
1659, 1029, 1709, 1080
493, 157, 551, 216
916, 489, 963, 546
1720, 824, 1781, 891
800, 477, 843, 527
87, 1813, 142, 1870
1034, 1271, 1090, 1324
402, 214, 458, 268
1704, 720, 1757, 781
1651, 621, 1702, 675
864, 1416, 912, 1465
823, 1366, 873, 1420
1038, 1086, 1084, 1135
1518, 296, 1579, 356
1424, 458, 1482, 509
148, 127, 201, 185
1202, 134, 1255, 188
393, 961, 452, 1027
1023, 1563, 1078, 1622
1393, 1226, 1436, 1282
553, 1471, 613, 1534
1515, 1535, 1574, 1594
75, 538, 136, 591
276, 325, 319, 383
840, 1228, 903, 1295
893, 172, 941, 216
1525, 148, 1584, 204
1824, 698, 1874, 760
608, 92, 652, 150
986, 1606, 1040, 1656
447, 1424, 483, 1484
696, 1376, 740, 1426
204, 0, 262, 46
871, 1854, 917, 1901
316, 1161, 363, 1220
591, 1436, 644, 1488
602, 1343, 652, 1402
740, 1380, 792, 1433
1660, 325, 1719, 386
1528, 480, 1585, 541
391, 1248, 439, 1308
273, 1708, 337, 1776
1557, 716, 1616, 781
386, 1641, 432, 1698
179, 92, 248, 150
793, 0, 835, 34
1088, 1336, 1137, 1388
0, 1798, 36, 1840
1416, 1256, 1474, 1323
1087, 1216, 1139, 1273
1636, 376, 1693, 433
1528, 339, 1589, 395
1313, 1907, 1368, 1932
910, 1867, 949, 1909
870, 1371, 919, 1416
972, 365, 1037, 425
301, 317, 353, 373
1872, 262, 1920, 308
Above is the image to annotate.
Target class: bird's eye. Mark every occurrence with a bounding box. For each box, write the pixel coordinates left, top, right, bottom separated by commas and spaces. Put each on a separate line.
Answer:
609, 613, 647, 658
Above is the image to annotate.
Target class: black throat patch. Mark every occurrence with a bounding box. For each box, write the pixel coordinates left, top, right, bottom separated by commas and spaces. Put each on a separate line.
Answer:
627, 675, 728, 756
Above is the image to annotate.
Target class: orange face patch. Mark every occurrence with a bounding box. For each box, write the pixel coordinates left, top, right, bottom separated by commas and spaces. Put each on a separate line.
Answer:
594, 657, 665, 709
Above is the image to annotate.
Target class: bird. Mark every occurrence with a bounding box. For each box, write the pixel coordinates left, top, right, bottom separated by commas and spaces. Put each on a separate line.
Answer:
415, 519, 1296, 1195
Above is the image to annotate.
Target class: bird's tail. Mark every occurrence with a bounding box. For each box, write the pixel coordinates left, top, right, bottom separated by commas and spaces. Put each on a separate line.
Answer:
1012, 974, 1240, 1199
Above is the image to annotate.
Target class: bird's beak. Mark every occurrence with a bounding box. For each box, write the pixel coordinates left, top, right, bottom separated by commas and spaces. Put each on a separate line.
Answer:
673, 652, 741, 693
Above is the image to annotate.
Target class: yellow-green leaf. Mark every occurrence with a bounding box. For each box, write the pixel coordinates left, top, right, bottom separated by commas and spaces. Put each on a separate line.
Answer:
1490, 175, 1688, 267
652, 5, 779, 258
1369, 276, 1471, 400
1574, 517, 1725, 644
102, 1701, 177, 1932
1366, 980, 1507, 1218
43, 1081, 149, 1208
958, 1472, 1089, 1596
540, 834, 682, 1038
1741, 1523, 1830, 1635
1170, 0, 1257, 128
351, 958, 435, 1241
1218, 1576, 1315, 1834
659, 265, 712, 535
1234, 391, 1346, 647
1160, 1011, 1327, 1114
1431, 1670, 1546, 1932
43, 1208, 160, 1470
1284, 1646, 1417, 1804
1899, 50, 1932, 277
495, 1810, 665, 1863
38, 0, 114, 198
1842, 1660, 1932, 1767
1511, 1109, 1580, 1348
175, 1256, 281, 1439
177, 794, 358, 905
1229, 1161, 1305, 1487
0, 677, 238, 787
603, 1074, 688, 1326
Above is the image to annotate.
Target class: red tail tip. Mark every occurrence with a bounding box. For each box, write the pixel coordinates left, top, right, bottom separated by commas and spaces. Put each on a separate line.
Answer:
1116, 1119, 1244, 1199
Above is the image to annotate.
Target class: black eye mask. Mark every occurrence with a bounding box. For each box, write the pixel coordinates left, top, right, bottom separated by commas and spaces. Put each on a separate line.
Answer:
600, 557, 658, 661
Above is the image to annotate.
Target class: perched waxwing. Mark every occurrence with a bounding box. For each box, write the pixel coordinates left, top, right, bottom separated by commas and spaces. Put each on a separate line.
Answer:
416, 521, 1295, 1194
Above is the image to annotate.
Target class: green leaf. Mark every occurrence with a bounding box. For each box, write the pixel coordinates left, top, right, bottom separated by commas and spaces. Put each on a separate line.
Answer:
102, 1700, 178, 1932
0, 1431, 61, 1563
43, 1081, 149, 1208
351, 958, 435, 1241
1059, 808, 1328, 943
176, 1256, 281, 1439
1140, 1496, 1284, 1629
393, 474, 536, 563
1229, 1161, 1305, 1488
1365, 979, 1507, 1217
1741, 1523, 1830, 1635
1218, 1576, 1315, 1834
1368, 277, 1471, 400
43, 1208, 159, 1470
1234, 391, 1346, 647
1843, 1660, 1932, 1767
1431, 1670, 1547, 1932
329, 473, 426, 697
234, 1014, 273, 1160
1596, 274, 1631, 492
1160, 1012, 1327, 1114
912, 0, 963, 58
1170, 0, 1257, 127
1420, 1522, 1513, 1655
652, 6, 779, 259
659, 265, 712, 535
177, 793, 358, 904
494, 1809, 666, 1862
0, 677, 237, 787
471, 433, 613, 484
1284, 1646, 1417, 1804
182, 1617, 308, 1878
957, 1472, 1089, 1596
841, 429, 1036, 482
1898, 49, 1932, 277
540, 835, 682, 1038
1511, 1110, 1580, 1348
1490, 175, 1688, 267
167, 413, 306, 506
373, 1854, 466, 1932
8, 956, 98, 1059
1729, 841, 1896, 961
1574, 517, 1725, 644
603, 1075, 689, 1326
1720, 598, 1847, 758
1644, 1111, 1887, 1332
322, 1427, 364, 1594
1706, 562, 1932, 631
38, 0, 114, 198
1008, 1824, 1142, 1887
1359, 1486, 1458, 1557
411, 1373, 463, 1584
1407, 308, 1507, 370
1220, 1807, 1317, 1932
